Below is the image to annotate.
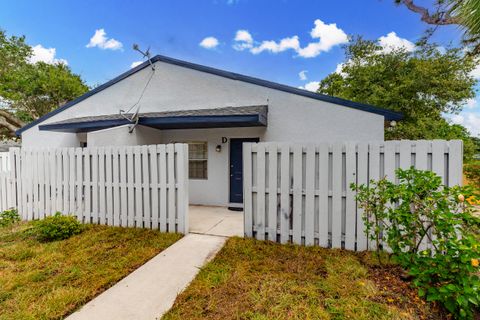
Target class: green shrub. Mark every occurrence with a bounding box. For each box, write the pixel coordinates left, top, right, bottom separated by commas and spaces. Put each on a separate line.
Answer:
33, 212, 83, 241
0, 208, 20, 227
353, 168, 480, 319
464, 162, 480, 189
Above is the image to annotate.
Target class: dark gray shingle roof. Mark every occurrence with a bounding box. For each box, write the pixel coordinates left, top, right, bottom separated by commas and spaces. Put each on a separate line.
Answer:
45, 105, 267, 125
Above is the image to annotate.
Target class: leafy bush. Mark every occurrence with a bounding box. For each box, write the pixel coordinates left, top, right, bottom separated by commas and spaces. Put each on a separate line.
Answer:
353, 168, 480, 319
464, 162, 480, 190
0, 208, 20, 227
33, 212, 83, 241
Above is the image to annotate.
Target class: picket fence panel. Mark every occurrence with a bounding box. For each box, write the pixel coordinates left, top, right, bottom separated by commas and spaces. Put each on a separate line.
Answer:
0, 144, 188, 233
243, 140, 463, 250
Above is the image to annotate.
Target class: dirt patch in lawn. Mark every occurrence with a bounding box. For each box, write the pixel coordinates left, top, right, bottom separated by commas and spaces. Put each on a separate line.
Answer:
0, 222, 181, 320
163, 237, 446, 320
358, 254, 449, 320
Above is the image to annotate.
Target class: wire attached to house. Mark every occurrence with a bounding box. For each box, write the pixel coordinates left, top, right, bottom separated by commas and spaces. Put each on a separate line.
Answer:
119, 44, 156, 132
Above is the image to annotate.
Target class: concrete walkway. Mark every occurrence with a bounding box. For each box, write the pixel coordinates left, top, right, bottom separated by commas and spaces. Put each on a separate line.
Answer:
67, 233, 226, 320
189, 205, 244, 237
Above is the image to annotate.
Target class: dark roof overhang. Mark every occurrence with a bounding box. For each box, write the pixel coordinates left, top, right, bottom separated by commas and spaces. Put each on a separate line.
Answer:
38, 105, 268, 133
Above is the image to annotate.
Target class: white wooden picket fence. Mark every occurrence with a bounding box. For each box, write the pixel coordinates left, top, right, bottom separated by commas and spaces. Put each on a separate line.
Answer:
0, 152, 11, 213
0, 144, 189, 233
243, 140, 463, 251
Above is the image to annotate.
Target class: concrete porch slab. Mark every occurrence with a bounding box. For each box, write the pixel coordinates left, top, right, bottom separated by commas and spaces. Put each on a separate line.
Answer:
189, 205, 244, 237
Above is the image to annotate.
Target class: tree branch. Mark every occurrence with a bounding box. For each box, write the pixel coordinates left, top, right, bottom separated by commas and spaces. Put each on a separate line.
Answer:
400, 0, 460, 25
0, 110, 25, 128
0, 116, 20, 137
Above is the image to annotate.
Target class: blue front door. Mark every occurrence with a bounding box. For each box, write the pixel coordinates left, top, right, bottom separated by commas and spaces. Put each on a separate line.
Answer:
229, 138, 259, 204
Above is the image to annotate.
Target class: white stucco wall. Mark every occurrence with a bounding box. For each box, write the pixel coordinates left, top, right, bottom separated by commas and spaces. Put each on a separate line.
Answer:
161, 127, 265, 206
20, 58, 386, 206
21, 59, 384, 147
87, 125, 161, 147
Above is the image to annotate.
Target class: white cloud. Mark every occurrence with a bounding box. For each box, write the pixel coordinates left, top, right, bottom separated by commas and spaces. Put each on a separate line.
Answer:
378, 32, 415, 53
296, 19, 348, 58
86, 29, 123, 50
465, 98, 477, 109
299, 81, 320, 92
233, 19, 348, 58
335, 62, 345, 74
199, 36, 219, 49
299, 70, 308, 81
450, 112, 480, 136
28, 44, 68, 65
470, 63, 480, 79
233, 30, 254, 51
250, 36, 300, 54
130, 61, 143, 68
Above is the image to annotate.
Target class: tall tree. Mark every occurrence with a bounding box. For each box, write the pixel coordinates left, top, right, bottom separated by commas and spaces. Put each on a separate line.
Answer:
318, 38, 478, 158
0, 29, 88, 139
395, 0, 480, 54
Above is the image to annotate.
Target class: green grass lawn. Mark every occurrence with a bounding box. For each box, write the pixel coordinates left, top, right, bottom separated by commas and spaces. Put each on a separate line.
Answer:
163, 237, 446, 320
0, 222, 181, 320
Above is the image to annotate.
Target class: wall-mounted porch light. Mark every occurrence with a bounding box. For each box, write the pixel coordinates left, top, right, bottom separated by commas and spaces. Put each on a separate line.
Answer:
216, 145, 222, 152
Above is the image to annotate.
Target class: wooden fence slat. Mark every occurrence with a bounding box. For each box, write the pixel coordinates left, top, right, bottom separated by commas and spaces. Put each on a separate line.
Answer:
105, 147, 113, 226
84, 148, 92, 223
126, 147, 135, 227
38, 150, 44, 218
384, 141, 396, 182
119, 146, 128, 227
75, 148, 83, 221
33, 150, 39, 219
415, 141, 428, 170
176, 143, 188, 234
112, 147, 121, 227
345, 143, 356, 250
318, 143, 329, 247
292, 145, 302, 245
68, 148, 75, 216
62, 148, 69, 215
432, 140, 445, 184
98, 147, 106, 224
331, 143, 342, 248
356, 143, 368, 251
415, 141, 429, 252
279, 144, 290, 244
91, 148, 98, 223
141, 145, 150, 228
158, 144, 167, 232
304, 144, 315, 246
243, 143, 253, 237
448, 140, 463, 186
166, 144, 175, 232
399, 140, 411, 169
256, 143, 266, 241
267, 143, 278, 241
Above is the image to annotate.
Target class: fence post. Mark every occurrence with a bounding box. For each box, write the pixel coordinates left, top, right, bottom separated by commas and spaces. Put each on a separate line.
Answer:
243, 143, 253, 238
175, 143, 189, 234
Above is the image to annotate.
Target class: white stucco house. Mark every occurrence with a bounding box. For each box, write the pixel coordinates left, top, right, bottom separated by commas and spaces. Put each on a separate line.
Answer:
17, 55, 402, 209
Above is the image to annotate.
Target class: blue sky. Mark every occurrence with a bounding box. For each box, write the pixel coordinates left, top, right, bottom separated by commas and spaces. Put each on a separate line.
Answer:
1, 0, 479, 136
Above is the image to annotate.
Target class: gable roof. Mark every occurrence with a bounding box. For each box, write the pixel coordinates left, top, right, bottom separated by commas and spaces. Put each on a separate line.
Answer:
16, 54, 403, 136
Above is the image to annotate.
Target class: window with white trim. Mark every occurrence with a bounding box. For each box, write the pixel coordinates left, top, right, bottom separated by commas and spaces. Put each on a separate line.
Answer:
188, 142, 208, 179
